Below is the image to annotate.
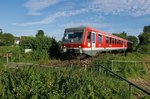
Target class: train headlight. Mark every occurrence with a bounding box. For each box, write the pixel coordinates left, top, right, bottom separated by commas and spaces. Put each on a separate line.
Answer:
79, 46, 81, 48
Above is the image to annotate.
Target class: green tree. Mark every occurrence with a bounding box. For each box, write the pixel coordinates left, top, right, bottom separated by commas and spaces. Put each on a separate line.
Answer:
127, 35, 138, 50
19, 35, 61, 60
0, 34, 4, 46
3, 33, 15, 46
137, 26, 150, 54
34, 36, 53, 51
138, 26, 150, 45
143, 26, 150, 33
48, 38, 60, 59
0, 33, 14, 46
112, 32, 127, 39
19, 36, 35, 50
36, 30, 45, 37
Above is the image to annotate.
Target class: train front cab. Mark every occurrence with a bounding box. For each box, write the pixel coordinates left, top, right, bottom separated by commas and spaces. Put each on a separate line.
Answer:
61, 26, 98, 56
61, 27, 86, 56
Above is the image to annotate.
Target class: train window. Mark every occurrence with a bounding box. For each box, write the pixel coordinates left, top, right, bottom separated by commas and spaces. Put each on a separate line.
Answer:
115, 39, 116, 44
64, 31, 83, 40
116, 40, 118, 44
87, 32, 91, 42
112, 38, 114, 44
106, 37, 109, 44
121, 41, 123, 45
92, 33, 96, 43
98, 34, 102, 43
124, 41, 127, 46
110, 38, 112, 44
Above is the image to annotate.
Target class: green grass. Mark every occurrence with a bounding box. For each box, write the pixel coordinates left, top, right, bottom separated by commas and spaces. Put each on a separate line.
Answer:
0, 66, 128, 98
0, 65, 149, 99
93, 52, 150, 79
0, 50, 150, 98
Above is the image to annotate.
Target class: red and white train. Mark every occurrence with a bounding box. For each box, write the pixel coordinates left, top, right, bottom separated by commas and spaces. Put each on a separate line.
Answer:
62, 26, 132, 56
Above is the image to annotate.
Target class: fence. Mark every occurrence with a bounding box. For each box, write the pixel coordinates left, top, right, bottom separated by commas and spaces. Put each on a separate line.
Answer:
110, 60, 150, 72
96, 62, 150, 99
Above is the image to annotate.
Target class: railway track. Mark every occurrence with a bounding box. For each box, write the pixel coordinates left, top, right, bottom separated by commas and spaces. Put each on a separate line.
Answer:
6, 58, 92, 68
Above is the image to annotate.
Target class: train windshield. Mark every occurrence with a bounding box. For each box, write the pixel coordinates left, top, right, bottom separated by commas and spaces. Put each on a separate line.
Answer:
64, 31, 83, 40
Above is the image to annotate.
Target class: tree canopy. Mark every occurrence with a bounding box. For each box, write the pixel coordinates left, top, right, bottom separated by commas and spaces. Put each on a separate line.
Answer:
112, 32, 127, 39
19, 30, 60, 60
138, 26, 150, 45
0, 32, 14, 46
36, 30, 45, 37
127, 36, 138, 50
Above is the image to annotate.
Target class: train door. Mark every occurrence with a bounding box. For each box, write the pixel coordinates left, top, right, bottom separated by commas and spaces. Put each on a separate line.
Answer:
92, 32, 96, 49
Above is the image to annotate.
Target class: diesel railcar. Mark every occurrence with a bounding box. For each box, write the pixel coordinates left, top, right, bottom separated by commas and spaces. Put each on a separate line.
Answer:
62, 26, 132, 56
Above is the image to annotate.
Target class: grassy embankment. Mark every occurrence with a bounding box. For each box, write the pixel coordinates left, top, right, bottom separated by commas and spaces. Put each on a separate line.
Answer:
0, 46, 150, 98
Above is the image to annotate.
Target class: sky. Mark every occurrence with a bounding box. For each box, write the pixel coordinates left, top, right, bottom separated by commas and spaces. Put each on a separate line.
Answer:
0, 0, 150, 40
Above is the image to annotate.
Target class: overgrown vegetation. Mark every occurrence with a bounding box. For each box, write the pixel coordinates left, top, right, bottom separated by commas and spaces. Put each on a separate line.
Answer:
93, 52, 149, 79
0, 30, 14, 46
0, 46, 21, 62
1, 66, 148, 99
19, 30, 60, 62
137, 26, 150, 55
0, 65, 149, 98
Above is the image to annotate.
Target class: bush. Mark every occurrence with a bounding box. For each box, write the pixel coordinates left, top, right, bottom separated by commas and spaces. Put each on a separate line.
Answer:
0, 66, 131, 98
21, 50, 49, 62
0, 46, 21, 62
137, 44, 150, 55
93, 53, 149, 78
19, 36, 61, 61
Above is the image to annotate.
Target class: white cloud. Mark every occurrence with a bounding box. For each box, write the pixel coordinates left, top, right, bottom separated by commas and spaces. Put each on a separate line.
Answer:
90, 0, 150, 16
14, 0, 150, 26
24, 0, 58, 15
13, 8, 89, 26
24, 0, 150, 16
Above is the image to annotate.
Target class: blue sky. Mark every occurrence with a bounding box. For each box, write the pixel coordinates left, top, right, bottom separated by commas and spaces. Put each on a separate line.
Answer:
0, 0, 150, 40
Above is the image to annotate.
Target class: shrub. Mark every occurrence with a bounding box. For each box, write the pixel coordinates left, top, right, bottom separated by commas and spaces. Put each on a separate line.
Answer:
0, 66, 130, 98
0, 46, 21, 62
137, 44, 150, 55
19, 36, 61, 61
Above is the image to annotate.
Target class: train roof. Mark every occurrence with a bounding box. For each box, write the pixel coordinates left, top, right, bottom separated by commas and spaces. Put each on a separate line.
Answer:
65, 26, 86, 31
65, 26, 128, 41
